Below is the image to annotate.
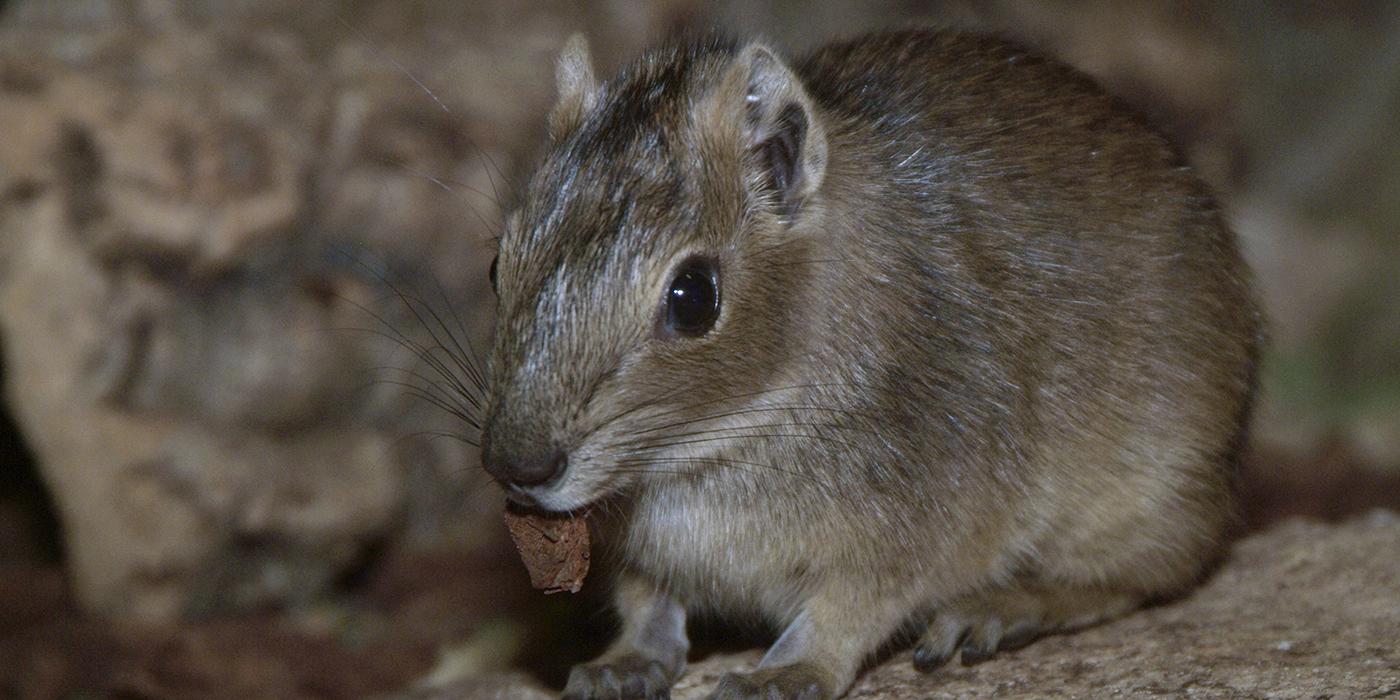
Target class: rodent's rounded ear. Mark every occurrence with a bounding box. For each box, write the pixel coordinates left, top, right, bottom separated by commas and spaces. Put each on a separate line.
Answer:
549, 33, 599, 141
723, 43, 829, 218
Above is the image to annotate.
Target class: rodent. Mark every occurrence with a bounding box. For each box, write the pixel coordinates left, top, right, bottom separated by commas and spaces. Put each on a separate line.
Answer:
479, 29, 1260, 700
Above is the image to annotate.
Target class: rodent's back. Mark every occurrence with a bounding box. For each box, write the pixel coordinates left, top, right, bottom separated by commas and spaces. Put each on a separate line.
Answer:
781, 30, 1259, 588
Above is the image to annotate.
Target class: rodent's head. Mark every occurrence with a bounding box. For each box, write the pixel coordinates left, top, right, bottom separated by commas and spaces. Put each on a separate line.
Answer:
481, 35, 831, 511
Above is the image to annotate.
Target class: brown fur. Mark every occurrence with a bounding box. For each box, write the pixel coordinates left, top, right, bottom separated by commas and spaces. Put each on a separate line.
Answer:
481, 30, 1260, 700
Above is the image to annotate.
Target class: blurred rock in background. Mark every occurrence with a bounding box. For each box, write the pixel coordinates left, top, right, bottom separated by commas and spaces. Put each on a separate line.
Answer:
0, 0, 1398, 697
0, 0, 690, 623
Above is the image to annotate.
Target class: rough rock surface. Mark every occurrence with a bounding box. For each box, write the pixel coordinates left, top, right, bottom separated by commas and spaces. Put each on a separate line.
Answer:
417, 513, 1400, 699
683, 513, 1400, 699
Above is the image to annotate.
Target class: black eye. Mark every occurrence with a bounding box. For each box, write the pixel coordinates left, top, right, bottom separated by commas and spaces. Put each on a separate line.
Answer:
664, 258, 720, 337
489, 255, 499, 292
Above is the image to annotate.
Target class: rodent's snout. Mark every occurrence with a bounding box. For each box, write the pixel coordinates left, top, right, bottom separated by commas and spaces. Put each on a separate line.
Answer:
484, 447, 569, 492
480, 384, 582, 507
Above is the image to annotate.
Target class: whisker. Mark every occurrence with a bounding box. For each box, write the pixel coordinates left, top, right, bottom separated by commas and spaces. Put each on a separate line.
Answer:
327, 318, 479, 405
587, 380, 874, 442
336, 251, 487, 397
407, 290, 488, 393
630, 404, 876, 437
617, 418, 880, 449
402, 386, 481, 430
608, 468, 696, 479
394, 165, 502, 206
613, 455, 841, 497
749, 236, 804, 256
332, 14, 514, 234
337, 16, 450, 114
388, 429, 483, 465
615, 455, 798, 481
475, 141, 513, 207
579, 378, 703, 440
332, 314, 482, 416
374, 159, 502, 237
370, 365, 482, 411
368, 377, 481, 428
426, 265, 491, 393
365, 266, 486, 393
767, 258, 844, 268
626, 431, 859, 454
398, 429, 481, 449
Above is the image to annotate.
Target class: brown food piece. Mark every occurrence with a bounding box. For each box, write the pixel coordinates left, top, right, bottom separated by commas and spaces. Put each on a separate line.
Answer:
502, 505, 590, 594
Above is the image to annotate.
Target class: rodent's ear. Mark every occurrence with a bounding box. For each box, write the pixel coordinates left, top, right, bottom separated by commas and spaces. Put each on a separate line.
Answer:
549, 33, 599, 141
729, 43, 828, 217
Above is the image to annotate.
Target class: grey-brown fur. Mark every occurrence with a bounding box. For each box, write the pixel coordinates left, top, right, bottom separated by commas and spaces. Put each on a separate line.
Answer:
481, 30, 1260, 700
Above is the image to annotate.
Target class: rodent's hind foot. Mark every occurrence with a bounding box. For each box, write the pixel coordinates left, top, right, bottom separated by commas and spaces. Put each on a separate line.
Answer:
562, 654, 676, 700
913, 610, 1033, 671
708, 663, 829, 700
913, 587, 1138, 673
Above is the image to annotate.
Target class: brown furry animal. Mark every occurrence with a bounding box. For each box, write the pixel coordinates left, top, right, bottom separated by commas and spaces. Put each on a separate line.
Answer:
480, 30, 1260, 700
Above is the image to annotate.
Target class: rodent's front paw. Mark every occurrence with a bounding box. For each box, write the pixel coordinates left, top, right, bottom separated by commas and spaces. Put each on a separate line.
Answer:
562, 655, 676, 700
708, 664, 829, 700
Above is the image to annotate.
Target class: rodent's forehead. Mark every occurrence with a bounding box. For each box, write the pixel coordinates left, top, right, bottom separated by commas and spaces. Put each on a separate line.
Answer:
502, 114, 722, 297
492, 37, 743, 351
507, 36, 736, 249
493, 152, 713, 361
507, 140, 695, 276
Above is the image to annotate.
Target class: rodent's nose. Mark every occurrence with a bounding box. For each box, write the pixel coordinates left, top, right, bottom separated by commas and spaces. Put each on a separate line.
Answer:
490, 449, 569, 488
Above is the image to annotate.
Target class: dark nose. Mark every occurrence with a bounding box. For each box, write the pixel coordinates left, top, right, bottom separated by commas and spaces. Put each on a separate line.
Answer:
488, 449, 568, 488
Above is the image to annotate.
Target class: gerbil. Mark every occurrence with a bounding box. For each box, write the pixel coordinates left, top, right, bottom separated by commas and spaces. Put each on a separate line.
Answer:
480, 29, 1259, 700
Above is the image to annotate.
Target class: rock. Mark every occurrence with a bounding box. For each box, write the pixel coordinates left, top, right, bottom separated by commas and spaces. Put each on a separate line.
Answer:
0, 21, 428, 620
415, 514, 1400, 699
670, 513, 1400, 699
390, 672, 553, 700
0, 0, 688, 621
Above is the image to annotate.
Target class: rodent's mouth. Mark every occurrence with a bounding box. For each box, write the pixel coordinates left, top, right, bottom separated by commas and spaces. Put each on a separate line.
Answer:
502, 454, 639, 514
502, 471, 608, 514
502, 484, 543, 509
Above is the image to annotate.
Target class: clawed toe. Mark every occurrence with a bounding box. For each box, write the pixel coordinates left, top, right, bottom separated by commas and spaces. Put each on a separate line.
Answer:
911, 640, 957, 673
912, 615, 967, 672
708, 665, 829, 700
998, 621, 1042, 652
958, 616, 1003, 665
913, 610, 1044, 672
912, 587, 1139, 674
563, 656, 675, 700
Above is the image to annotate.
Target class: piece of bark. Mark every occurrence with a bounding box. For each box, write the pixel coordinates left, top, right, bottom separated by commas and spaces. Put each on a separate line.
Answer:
502, 506, 590, 594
